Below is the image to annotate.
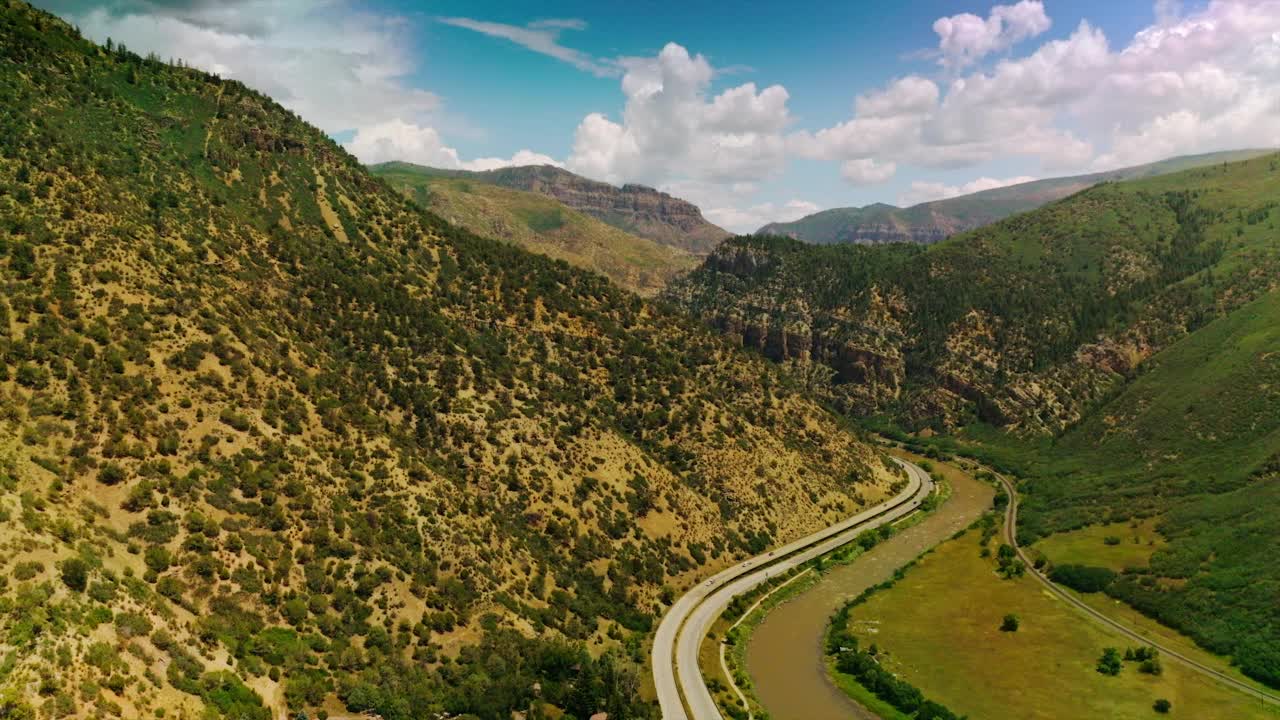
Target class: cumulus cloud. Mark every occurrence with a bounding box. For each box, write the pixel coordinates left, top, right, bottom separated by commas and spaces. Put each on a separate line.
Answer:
897, 175, 1037, 206
704, 200, 821, 234
437, 17, 618, 77
933, 0, 1051, 70
656, 180, 816, 234
70, 1, 441, 134
343, 120, 561, 171
841, 158, 897, 185
567, 43, 791, 187
800, 0, 1280, 186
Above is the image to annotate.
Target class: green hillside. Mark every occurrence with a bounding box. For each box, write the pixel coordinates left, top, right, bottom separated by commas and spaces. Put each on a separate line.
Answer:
0, 4, 898, 719
370, 164, 697, 296
982, 290, 1280, 686
758, 149, 1276, 245
672, 151, 1280, 435
673, 151, 1280, 687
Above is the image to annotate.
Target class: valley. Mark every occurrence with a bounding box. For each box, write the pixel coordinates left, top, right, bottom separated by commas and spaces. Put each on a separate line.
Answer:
742, 453, 992, 720
821, 466, 1279, 720
0, 5, 896, 719
4, 1, 1280, 719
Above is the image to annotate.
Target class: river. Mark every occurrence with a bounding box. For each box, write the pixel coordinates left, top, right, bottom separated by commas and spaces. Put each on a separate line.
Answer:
745, 456, 995, 720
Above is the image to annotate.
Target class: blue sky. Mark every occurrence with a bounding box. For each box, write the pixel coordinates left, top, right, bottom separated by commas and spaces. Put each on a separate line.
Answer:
40, 1, 1280, 231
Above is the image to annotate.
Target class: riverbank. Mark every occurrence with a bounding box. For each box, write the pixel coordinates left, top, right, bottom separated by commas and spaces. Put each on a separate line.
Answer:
744, 453, 994, 720
832, 517, 1280, 719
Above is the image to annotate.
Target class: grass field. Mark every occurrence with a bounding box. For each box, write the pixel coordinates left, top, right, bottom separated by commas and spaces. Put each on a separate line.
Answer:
838, 525, 1280, 720
1033, 517, 1165, 572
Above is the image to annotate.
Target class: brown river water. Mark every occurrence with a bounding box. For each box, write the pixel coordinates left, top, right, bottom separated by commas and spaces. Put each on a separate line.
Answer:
746, 459, 995, 720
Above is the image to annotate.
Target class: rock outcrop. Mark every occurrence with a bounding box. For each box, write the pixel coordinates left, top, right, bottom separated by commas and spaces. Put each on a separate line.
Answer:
483, 166, 731, 254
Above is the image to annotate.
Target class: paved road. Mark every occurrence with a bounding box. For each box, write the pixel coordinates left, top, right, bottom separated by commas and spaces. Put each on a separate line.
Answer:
997, 473, 1280, 707
652, 458, 933, 720
746, 462, 993, 720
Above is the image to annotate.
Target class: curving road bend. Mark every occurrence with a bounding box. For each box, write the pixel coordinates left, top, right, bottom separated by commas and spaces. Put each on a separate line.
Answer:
997, 473, 1280, 707
653, 458, 934, 720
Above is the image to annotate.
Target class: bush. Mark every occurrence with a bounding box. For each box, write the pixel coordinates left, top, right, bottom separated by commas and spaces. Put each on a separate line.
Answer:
98, 464, 127, 486
1049, 564, 1116, 593
1097, 647, 1122, 676
1000, 614, 1019, 632
59, 558, 88, 593
1153, 698, 1171, 713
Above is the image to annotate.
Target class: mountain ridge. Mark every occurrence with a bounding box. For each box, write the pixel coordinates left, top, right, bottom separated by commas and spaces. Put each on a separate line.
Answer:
371, 161, 732, 255
369, 164, 697, 296
0, 4, 894, 719
758, 149, 1277, 245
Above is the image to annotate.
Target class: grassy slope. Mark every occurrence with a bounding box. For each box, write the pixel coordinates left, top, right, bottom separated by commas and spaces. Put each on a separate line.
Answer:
1032, 517, 1165, 573
1006, 290, 1280, 684
0, 4, 897, 719
760, 149, 1276, 243
370, 166, 697, 296
836, 526, 1278, 720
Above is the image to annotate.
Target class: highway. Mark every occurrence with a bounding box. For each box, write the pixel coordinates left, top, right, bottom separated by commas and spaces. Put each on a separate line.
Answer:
653, 458, 934, 720
996, 473, 1280, 707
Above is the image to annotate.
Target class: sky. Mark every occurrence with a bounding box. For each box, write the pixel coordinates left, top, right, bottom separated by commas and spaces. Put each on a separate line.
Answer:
37, 0, 1280, 232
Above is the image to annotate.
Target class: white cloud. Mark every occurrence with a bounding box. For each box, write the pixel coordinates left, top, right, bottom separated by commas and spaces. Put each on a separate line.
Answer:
567, 43, 791, 187
799, 1, 1280, 186
897, 175, 1037, 206
656, 180, 816, 234
437, 17, 618, 77
933, 0, 1051, 70
343, 120, 561, 170
704, 200, 821, 234
841, 158, 897, 185
73, 2, 440, 135
461, 149, 564, 172
855, 76, 940, 118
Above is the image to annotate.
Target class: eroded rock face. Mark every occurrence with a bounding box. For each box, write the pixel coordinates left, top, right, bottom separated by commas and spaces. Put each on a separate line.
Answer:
485, 166, 731, 254
761, 223, 951, 246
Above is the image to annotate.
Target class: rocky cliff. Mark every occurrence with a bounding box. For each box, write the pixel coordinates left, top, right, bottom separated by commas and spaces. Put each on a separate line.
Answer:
670, 157, 1280, 434
484, 167, 730, 254
373, 162, 731, 254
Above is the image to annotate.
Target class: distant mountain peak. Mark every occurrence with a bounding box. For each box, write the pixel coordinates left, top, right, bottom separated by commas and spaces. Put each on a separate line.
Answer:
759, 149, 1277, 245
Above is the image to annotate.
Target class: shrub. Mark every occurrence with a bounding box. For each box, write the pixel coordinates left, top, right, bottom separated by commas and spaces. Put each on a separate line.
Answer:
1049, 564, 1116, 593
98, 464, 127, 486
1097, 647, 1122, 676
59, 558, 88, 592
1000, 614, 1019, 632
1153, 698, 1171, 713
13, 561, 43, 581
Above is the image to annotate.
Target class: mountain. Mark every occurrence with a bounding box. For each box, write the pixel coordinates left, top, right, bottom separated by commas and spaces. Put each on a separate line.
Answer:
670, 152, 1280, 434
758, 149, 1277, 245
670, 151, 1280, 685
369, 163, 697, 296
0, 4, 898, 719
985, 288, 1280, 688
373, 162, 732, 255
